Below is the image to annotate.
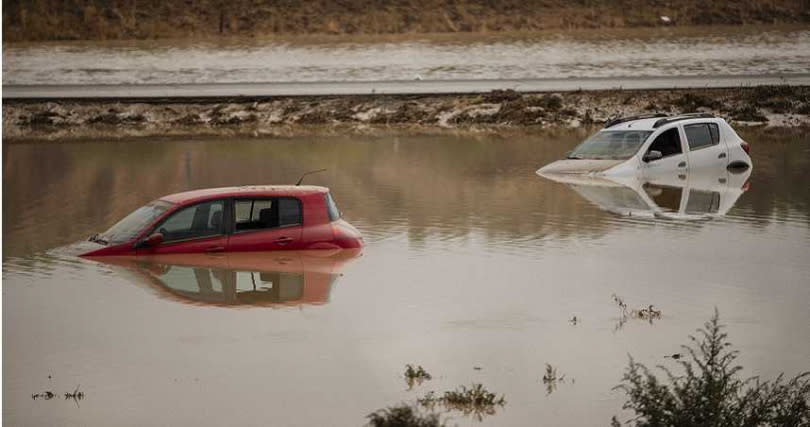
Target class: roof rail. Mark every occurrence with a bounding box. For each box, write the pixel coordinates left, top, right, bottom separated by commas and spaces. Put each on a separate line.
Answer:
652, 113, 716, 128
604, 113, 668, 129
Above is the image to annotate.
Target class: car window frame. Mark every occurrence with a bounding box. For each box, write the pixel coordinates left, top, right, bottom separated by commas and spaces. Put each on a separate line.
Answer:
643, 126, 684, 161
683, 122, 720, 152
149, 199, 227, 244
229, 196, 303, 235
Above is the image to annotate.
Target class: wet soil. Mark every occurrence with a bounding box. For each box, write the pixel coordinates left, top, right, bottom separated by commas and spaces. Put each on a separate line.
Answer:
4, 86, 810, 140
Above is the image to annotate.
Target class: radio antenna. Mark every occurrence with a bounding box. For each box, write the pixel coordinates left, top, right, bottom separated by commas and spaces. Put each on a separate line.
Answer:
296, 169, 327, 186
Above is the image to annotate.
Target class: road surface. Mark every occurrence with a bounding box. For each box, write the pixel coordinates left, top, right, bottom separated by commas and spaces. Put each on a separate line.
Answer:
4, 74, 809, 101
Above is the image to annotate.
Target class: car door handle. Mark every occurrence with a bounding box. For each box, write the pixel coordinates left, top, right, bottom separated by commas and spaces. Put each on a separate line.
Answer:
274, 237, 294, 245
205, 246, 225, 253
718, 152, 727, 159
678, 161, 687, 168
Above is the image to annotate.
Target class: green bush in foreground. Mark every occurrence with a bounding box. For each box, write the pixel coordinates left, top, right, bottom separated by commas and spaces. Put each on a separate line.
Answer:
613, 309, 810, 427
367, 404, 444, 427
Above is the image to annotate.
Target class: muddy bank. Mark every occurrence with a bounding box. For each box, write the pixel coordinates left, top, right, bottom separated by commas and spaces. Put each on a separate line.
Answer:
4, 0, 809, 42
4, 86, 810, 140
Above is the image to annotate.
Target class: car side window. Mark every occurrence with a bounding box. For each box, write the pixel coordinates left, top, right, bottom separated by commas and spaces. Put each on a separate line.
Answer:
234, 198, 302, 232
156, 200, 224, 242
684, 123, 718, 151
708, 123, 720, 144
646, 128, 682, 159
278, 198, 302, 227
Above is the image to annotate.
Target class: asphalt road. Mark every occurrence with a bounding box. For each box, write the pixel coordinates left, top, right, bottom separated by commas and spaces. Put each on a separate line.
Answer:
4, 74, 809, 101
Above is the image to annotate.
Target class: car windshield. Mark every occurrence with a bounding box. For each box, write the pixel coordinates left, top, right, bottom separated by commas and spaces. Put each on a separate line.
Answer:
98, 200, 172, 244
568, 130, 653, 160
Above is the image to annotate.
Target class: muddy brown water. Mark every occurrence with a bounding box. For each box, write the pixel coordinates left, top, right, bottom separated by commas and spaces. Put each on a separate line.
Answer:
3, 25, 809, 85
3, 129, 810, 426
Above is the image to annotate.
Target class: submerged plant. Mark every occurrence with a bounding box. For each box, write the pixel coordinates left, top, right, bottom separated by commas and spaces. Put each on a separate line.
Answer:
612, 294, 662, 330
367, 404, 444, 427
442, 383, 505, 407
613, 309, 810, 426
418, 383, 506, 421
404, 365, 432, 389
542, 363, 558, 384
542, 363, 570, 395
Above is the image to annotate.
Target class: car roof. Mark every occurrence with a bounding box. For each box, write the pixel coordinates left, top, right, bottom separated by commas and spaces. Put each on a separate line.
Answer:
605, 118, 663, 130
605, 115, 726, 131
160, 185, 329, 204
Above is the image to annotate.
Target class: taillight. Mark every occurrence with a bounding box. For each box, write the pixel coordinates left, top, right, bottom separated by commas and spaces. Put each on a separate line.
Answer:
740, 140, 750, 154
741, 180, 751, 192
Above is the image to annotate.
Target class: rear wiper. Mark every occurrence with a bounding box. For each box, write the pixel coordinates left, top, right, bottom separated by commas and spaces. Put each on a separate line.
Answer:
89, 234, 108, 245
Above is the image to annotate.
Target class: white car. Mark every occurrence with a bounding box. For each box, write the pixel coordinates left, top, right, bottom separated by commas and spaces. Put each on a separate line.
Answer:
537, 113, 752, 178
539, 166, 751, 220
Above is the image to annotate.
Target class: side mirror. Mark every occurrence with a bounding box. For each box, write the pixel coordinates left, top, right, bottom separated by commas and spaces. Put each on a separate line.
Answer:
134, 232, 163, 249
643, 150, 663, 163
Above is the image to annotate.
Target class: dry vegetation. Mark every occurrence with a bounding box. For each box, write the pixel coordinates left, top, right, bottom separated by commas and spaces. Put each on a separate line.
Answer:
3, 0, 809, 41
4, 86, 810, 140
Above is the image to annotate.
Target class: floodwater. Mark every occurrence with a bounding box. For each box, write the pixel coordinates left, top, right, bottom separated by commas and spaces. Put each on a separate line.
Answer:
3, 26, 809, 85
3, 130, 810, 426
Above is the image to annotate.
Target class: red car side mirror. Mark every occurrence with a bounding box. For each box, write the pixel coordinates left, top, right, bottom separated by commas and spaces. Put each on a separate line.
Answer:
135, 233, 163, 249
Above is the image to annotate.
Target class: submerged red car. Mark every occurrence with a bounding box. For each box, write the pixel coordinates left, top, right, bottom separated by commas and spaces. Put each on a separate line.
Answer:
80, 185, 363, 256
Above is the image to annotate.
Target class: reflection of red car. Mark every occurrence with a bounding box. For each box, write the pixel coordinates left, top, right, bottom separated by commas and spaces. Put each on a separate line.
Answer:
80, 186, 363, 256
95, 249, 361, 307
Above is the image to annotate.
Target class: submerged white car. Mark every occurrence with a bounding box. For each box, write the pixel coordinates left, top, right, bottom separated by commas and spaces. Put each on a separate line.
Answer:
538, 113, 752, 177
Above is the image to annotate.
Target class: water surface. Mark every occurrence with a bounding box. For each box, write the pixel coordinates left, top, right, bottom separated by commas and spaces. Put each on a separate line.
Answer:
3, 130, 810, 426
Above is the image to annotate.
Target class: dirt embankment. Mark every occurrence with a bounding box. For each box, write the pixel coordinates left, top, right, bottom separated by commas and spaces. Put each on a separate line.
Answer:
4, 86, 809, 140
3, 0, 809, 42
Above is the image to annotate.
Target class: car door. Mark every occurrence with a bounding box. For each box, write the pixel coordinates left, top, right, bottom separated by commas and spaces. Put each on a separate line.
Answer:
684, 122, 729, 171
641, 127, 688, 179
144, 199, 228, 254
226, 197, 304, 252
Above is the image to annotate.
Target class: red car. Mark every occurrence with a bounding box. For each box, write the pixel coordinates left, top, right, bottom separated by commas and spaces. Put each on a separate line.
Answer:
80, 185, 363, 256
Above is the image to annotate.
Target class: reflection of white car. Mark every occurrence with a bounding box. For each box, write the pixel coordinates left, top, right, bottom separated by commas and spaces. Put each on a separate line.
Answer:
538, 113, 752, 178
539, 166, 751, 220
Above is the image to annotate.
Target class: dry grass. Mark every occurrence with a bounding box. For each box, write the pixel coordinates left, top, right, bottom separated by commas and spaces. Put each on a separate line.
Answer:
3, 0, 809, 41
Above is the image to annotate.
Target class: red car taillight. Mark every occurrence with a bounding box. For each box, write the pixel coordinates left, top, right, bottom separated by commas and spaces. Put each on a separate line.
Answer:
740, 140, 750, 154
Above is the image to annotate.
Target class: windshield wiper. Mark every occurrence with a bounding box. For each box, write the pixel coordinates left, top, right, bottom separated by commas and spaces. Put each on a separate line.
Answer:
566, 154, 584, 159
89, 234, 108, 245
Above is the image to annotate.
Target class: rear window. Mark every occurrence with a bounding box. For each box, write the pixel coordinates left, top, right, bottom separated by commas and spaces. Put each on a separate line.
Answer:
685, 123, 719, 151
325, 193, 340, 222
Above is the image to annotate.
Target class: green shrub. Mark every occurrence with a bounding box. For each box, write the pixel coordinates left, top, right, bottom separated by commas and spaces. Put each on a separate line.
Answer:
367, 404, 444, 427
613, 309, 810, 426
